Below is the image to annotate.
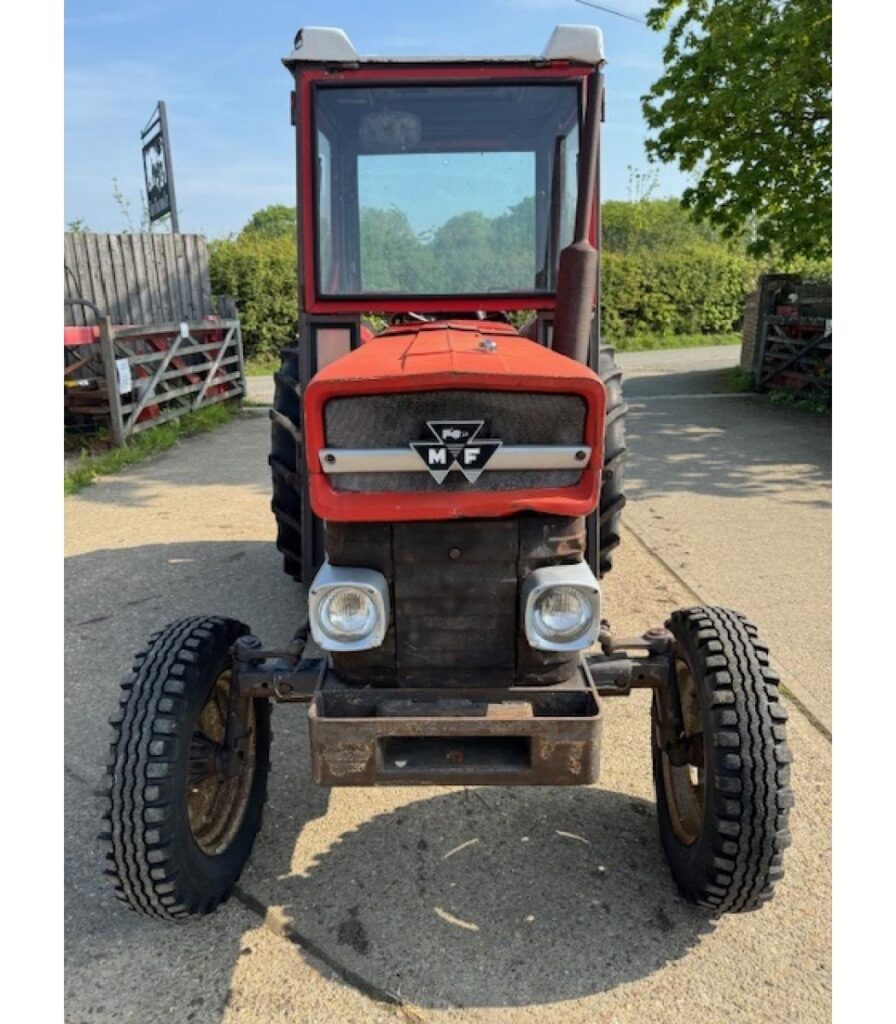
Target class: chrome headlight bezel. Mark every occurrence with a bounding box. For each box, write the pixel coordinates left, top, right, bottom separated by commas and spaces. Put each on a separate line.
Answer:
308, 562, 390, 652
522, 561, 601, 652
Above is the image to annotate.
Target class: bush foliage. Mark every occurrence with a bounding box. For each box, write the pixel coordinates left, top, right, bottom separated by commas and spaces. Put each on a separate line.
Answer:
210, 200, 765, 358
602, 245, 755, 338
600, 197, 756, 337
208, 231, 297, 361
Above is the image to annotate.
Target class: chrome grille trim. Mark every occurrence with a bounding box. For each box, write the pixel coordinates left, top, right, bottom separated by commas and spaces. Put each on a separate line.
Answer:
320, 445, 592, 474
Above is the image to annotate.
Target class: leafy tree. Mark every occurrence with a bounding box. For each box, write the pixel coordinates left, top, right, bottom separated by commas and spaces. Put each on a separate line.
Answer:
240, 204, 297, 238
66, 218, 91, 233
642, 0, 831, 261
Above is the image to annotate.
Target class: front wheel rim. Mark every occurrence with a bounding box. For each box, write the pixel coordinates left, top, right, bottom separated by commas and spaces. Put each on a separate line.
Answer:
660, 658, 706, 846
186, 672, 257, 856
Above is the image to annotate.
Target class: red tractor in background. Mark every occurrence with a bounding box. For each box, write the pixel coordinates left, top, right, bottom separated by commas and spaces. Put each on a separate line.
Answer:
102, 25, 792, 922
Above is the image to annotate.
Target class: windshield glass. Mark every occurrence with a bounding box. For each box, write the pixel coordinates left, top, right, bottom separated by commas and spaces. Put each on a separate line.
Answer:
313, 83, 580, 298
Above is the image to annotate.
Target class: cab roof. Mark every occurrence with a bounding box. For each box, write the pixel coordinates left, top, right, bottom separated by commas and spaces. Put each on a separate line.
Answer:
283, 24, 605, 69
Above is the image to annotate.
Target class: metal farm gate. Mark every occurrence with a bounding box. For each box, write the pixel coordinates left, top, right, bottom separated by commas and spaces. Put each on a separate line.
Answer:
64, 233, 244, 445
745, 274, 832, 402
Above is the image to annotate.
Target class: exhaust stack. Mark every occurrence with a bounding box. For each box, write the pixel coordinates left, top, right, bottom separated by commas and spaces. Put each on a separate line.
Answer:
552, 70, 602, 366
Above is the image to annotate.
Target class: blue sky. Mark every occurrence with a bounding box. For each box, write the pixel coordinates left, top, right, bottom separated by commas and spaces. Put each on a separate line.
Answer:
65, 0, 687, 238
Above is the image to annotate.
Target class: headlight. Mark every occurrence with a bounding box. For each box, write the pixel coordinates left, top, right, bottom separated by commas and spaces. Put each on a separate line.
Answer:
532, 586, 593, 642
319, 587, 377, 642
309, 562, 389, 651
522, 562, 601, 652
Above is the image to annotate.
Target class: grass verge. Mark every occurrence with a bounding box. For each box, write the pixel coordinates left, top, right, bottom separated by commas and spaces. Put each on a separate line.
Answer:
718, 366, 832, 411
608, 332, 740, 352
244, 355, 280, 377
65, 402, 236, 496
768, 389, 832, 414
724, 366, 756, 393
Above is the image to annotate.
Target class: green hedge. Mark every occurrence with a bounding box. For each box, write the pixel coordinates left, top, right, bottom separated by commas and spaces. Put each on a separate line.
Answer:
601, 246, 756, 339
211, 236, 756, 357
208, 234, 297, 361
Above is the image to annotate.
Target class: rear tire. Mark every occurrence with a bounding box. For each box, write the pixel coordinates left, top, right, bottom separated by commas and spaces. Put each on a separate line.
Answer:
653, 607, 793, 913
596, 341, 627, 576
269, 344, 304, 581
101, 616, 271, 920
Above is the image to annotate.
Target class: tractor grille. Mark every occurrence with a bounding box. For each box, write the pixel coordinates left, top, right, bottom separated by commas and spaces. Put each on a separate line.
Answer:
323, 389, 587, 493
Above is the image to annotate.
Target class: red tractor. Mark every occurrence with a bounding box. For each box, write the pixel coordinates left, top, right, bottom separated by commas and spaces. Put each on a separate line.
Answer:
102, 25, 792, 920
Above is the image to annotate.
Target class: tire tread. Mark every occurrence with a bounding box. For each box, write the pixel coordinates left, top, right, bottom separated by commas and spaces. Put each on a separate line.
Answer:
102, 616, 269, 920
658, 607, 793, 913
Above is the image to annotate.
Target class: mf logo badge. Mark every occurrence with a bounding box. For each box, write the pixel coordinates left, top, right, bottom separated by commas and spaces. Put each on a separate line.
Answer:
410, 420, 502, 484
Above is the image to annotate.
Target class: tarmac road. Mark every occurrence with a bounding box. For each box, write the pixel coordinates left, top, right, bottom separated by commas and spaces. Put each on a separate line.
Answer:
65, 347, 831, 1023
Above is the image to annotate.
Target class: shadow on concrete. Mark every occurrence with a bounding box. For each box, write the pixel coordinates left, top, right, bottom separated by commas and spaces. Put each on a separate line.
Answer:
626, 394, 831, 507
624, 366, 736, 398
65, 539, 313, 1023
252, 785, 715, 1009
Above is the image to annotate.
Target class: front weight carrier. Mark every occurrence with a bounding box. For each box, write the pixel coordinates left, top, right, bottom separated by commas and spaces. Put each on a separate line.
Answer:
225, 623, 685, 786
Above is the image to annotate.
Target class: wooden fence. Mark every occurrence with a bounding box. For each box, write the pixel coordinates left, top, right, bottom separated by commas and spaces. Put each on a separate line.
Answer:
64, 232, 244, 446
64, 232, 214, 326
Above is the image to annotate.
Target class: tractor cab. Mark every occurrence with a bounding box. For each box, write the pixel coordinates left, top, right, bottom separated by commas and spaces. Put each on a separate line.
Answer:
290, 26, 596, 317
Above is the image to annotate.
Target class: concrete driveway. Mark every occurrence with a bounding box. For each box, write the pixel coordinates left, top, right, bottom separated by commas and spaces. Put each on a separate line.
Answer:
65, 347, 830, 1023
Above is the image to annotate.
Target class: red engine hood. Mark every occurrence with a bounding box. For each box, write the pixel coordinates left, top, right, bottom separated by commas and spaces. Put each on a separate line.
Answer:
304, 321, 606, 522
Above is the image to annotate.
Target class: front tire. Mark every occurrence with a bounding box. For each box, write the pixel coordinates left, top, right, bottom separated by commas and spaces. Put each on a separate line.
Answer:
653, 607, 793, 912
101, 616, 271, 920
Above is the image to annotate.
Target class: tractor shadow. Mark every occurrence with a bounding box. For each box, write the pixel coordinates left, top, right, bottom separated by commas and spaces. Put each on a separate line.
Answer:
249, 725, 717, 1008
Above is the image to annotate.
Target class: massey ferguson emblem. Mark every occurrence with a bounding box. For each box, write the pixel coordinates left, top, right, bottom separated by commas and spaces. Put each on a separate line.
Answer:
410, 420, 502, 484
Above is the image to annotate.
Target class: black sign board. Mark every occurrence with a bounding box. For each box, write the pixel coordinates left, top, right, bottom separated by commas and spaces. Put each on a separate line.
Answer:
141, 102, 179, 231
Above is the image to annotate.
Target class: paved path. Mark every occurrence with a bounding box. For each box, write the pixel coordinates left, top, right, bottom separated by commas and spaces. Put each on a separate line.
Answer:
65, 350, 830, 1023
622, 345, 741, 398
618, 342, 739, 376
624, 395, 831, 732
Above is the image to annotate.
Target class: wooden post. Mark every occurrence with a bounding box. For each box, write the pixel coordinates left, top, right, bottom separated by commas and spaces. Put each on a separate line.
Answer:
98, 316, 126, 447
234, 320, 246, 399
